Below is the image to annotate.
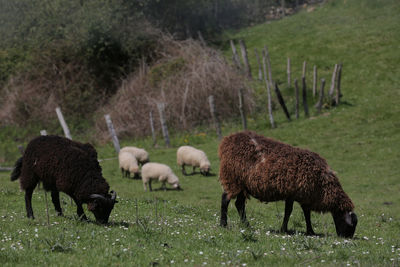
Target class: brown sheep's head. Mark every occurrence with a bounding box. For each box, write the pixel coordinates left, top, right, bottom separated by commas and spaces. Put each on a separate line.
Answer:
88, 191, 118, 224
333, 211, 358, 238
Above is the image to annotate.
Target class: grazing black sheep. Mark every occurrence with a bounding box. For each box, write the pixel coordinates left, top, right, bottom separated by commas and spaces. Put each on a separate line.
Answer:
11, 135, 117, 224
219, 131, 357, 238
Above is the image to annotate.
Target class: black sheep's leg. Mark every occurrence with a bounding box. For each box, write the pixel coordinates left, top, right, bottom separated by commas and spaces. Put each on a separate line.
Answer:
149, 180, 153, 192
235, 191, 249, 227
24, 187, 35, 219
301, 205, 315, 235
281, 199, 294, 233
71, 196, 87, 221
181, 164, 187, 175
120, 168, 124, 178
220, 191, 231, 227
51, 190, 63, 216
192, 166, 196, 175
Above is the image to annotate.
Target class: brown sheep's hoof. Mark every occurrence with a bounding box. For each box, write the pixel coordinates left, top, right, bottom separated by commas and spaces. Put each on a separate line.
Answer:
242, 221, 250, 227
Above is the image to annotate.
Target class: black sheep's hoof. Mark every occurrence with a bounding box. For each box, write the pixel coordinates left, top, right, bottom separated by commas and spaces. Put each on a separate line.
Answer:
79, 215, 88, 221
220, 221, 228, 227
306, 230, 316, 236
280, 227, 288, 233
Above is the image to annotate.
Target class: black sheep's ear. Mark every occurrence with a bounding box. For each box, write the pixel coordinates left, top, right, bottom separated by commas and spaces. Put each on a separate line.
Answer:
110, 190, 118, 204
87, 200, 98, 211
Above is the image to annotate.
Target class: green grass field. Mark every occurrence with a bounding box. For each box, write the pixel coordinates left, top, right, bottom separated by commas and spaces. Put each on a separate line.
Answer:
1, 0, 400, 266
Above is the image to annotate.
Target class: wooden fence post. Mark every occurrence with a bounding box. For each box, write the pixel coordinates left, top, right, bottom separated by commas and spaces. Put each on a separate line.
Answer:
335, 63, 343, 105
262, 49, 276, 128
302, 61, 307, 80
287, 58, 291, 87
180, 84, 190, 129
208, 95, 222, 140
239, 40, 252, 79
255, 48, 263, 81
157, 103, 171, 147
316, 78, 326, 114
55, 107, 72, 140
313, 65, 317, 97
197, 31, 206, 46
274, 83, 291, 121
328, 64, 338, 100
264, 46, 274, 89
230, 40, 242, 70
104, 114, 120, 154
294, 79, 299, 119
302, 77, 309, 117
238, 88, 247, 130
149, 111, 157, 146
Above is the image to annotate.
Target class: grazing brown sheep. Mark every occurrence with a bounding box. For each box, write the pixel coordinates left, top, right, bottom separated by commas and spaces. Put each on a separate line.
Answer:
219, 131, 357, 238
11, 135, 118, 224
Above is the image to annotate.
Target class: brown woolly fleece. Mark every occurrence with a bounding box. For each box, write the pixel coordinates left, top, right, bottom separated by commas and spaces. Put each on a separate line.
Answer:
18, 135, 109, 203
218, 131, 354, 213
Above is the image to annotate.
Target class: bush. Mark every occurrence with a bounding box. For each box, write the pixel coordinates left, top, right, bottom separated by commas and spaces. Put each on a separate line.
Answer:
0, 0, 160, 130
94, 35, 254, 140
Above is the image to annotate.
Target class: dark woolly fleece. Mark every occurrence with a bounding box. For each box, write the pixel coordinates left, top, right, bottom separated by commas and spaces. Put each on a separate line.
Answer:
17, 135, 110, 203
218, 131, 354, 213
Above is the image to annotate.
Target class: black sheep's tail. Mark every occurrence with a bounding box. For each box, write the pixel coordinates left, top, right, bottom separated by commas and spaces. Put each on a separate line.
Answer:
10, 157, 23, 181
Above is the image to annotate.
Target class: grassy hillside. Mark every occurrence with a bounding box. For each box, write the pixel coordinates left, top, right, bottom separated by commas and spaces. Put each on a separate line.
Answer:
1, 0, 399, 266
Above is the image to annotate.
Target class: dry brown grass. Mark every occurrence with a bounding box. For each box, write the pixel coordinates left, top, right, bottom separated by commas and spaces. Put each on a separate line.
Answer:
94, 35, 254, 141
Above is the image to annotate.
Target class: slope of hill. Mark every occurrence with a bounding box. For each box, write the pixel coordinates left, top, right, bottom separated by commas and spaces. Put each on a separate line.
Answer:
0, 0, 399, 266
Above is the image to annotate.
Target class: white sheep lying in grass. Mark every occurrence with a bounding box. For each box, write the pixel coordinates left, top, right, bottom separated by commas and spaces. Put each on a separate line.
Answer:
177, 145, 211, 176
141, 162, 181, 191
120, 146, 149, 165
118, 151, 140, 179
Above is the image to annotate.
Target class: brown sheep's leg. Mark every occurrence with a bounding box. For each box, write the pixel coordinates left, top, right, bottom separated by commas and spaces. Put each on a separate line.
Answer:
235, 192, 249, 227
220, 192, 231, 227
301, 205, 316, 235
24, 187, 35, 219
51, 190, 63, 216
281, 199, 294, 233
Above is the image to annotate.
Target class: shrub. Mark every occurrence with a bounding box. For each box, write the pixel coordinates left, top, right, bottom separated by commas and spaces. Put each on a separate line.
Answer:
94, 35, 254, 140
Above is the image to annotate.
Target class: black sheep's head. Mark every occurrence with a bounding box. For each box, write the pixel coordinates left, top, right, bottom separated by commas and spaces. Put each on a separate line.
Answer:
333, 211, 358, 238
88, 191, 118, 224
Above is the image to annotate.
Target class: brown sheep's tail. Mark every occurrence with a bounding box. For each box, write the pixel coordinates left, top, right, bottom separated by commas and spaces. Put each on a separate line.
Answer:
10, 157, 23, 181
